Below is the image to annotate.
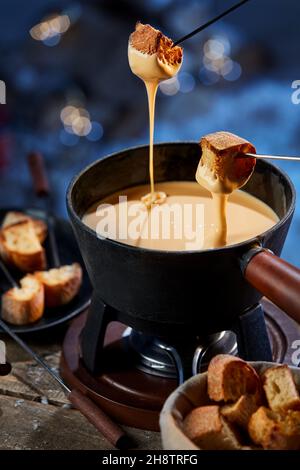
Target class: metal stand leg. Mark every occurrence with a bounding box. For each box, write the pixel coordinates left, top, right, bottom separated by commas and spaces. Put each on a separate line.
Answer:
81, 294, 116, 374
233, 303, 272, 361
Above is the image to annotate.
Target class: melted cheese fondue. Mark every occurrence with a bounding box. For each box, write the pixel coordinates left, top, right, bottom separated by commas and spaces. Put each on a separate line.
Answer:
83, 181, 278, 251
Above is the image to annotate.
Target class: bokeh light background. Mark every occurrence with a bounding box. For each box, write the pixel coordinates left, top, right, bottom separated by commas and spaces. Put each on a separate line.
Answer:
0, 0, 299, 263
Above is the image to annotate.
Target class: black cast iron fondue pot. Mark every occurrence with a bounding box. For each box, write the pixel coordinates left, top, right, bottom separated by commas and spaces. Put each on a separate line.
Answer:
67, 143, 300, 339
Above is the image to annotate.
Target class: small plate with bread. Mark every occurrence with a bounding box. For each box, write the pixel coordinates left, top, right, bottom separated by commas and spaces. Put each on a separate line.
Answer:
160, 354, 300, 450
0, 208, 91, 333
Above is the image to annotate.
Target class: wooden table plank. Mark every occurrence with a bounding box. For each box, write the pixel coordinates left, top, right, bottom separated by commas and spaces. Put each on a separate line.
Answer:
0, 351, 68, 405
0, 395, 161, 450
0, 332, 162, 450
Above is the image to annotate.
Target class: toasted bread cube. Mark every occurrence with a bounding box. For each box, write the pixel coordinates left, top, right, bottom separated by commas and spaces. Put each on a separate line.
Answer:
183, 405, 242, 450
248, 406, 300, 450
207, 354, 260, 402
197, 131, 256, 194
2, 211, 47, 243
35, 263, 82, 307
1, 275, 44, 325
262, 365, 300, 411
0, 221, 46, 272
221, 393, 261, 430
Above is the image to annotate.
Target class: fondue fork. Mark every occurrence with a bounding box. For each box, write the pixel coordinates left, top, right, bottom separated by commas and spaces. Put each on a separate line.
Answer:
242, 153, 300, 162
27, 151, 60, 268
173, 0, 252, 46
0, 309, 133, 450
0, 248, 133, 451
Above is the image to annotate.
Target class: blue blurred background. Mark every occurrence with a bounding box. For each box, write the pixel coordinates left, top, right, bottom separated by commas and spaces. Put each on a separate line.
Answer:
0, 0, 299, 264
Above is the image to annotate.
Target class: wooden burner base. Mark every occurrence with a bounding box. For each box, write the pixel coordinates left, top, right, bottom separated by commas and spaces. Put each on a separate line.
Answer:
60, 313, 176, 431
60, 299, 299, 431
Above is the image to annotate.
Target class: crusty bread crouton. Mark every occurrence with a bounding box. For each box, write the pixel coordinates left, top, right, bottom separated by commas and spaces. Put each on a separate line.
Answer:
221, 393, 261, 430
183, 405, 242, 450
2, 211, 47, 243
261, 365, 300, 412
35, 263, 82, 307
197, 131, 256, 194
0, 221, 46, 272
1, 274, 44, 325
248, 406, 300, 450
207, 354, 260, 402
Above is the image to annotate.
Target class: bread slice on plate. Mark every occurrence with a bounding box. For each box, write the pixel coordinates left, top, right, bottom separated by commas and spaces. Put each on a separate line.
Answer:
35, 263, 82, 307
1, 274, 44, 325
2, 211, 47, 243
248, 406, 300, 450
207, 354, 261, 402
261, 364, 300, 411
221, 393, 261, 430
0, 221, 46, 272
183, 405, 242, 450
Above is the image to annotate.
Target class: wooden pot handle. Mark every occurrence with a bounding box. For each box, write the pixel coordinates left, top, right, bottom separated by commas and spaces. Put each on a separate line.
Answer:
27, 151, 50, 197
244, 249, 300, 325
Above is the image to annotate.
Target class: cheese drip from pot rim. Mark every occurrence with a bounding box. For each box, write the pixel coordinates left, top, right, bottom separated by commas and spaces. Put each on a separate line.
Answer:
196, 131, 257, 247
128, 23, 183, 207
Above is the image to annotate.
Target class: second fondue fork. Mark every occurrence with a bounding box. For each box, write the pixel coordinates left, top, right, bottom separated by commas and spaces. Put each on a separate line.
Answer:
240, 153, 300, 162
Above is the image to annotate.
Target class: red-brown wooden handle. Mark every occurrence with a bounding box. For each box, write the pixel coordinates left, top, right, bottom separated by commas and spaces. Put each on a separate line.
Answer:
68, 388, 132, 449
27, 151, 50, 197
244, 249, 300, 325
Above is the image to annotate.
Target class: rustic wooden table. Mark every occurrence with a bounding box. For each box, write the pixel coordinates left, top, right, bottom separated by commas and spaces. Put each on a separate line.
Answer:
0, 323, 161, 450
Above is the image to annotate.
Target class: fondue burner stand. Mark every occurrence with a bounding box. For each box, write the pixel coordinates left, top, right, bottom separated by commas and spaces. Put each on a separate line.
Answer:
60, 298, 300, 431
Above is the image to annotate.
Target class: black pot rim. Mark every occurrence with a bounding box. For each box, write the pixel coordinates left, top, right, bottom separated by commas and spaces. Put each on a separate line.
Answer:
66, 141, 296, 256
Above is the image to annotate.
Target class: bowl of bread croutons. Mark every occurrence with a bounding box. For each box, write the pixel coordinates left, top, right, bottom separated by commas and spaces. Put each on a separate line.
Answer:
160, 355, 300, 450
0, 211, 83, 326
